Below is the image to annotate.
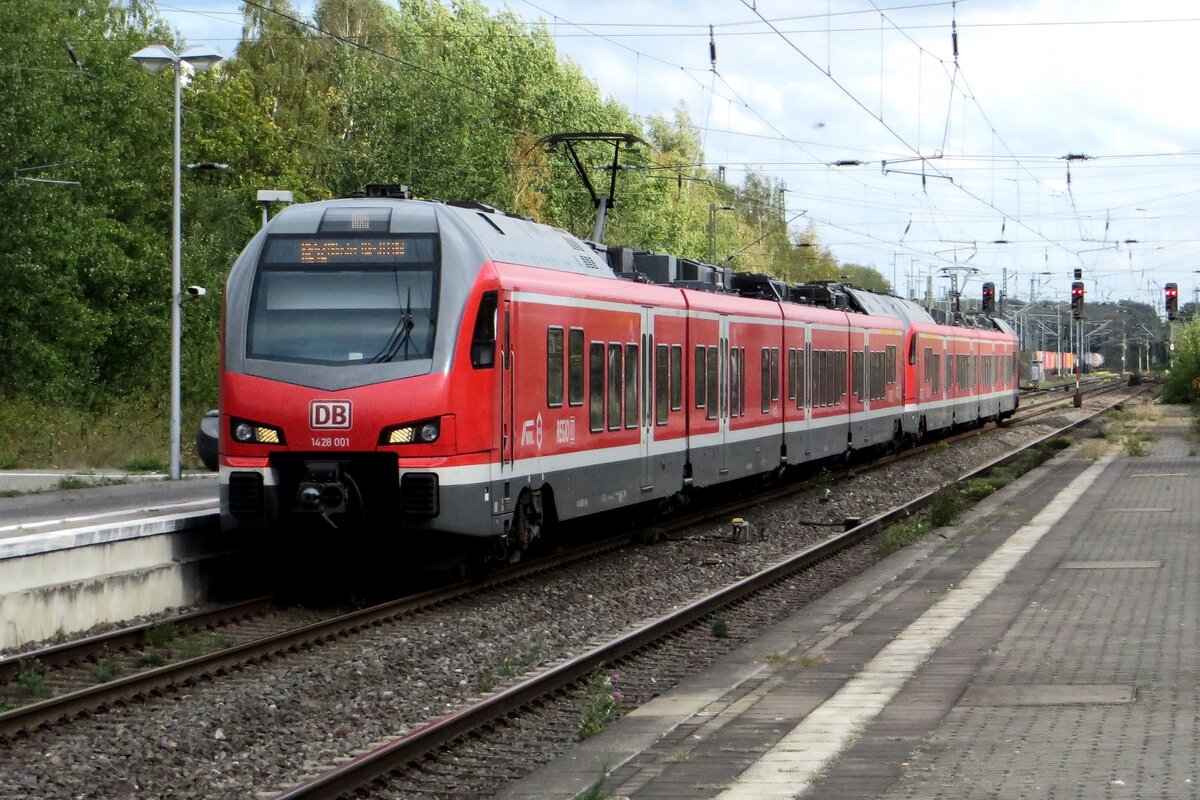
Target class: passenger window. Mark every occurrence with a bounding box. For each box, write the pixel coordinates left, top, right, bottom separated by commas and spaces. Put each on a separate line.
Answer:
770, 348, 780, 403
656, 344, 669, 425
607, 344, 622, 431
760, 347, 770, 413
546, 327, 564, 407
625, 343, 639, 429
670, 345, 682, 411
694, 345, 707, 409
797, 348, 806, 410
706, 346, 719, 420
589, 342, 604, 432
568, 329, 584, 406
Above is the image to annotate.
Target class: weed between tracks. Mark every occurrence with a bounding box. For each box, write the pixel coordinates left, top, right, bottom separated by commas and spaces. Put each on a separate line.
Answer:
16, 660, 50, 698
578, 670, 622, 740
877, 444, 1055, 555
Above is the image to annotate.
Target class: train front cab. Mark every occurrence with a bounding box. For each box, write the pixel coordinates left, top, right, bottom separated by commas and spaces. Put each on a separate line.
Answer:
218, 198, 503, 537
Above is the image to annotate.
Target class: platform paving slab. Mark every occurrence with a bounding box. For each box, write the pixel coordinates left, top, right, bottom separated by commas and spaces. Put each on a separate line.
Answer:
499, 403, 1198, 799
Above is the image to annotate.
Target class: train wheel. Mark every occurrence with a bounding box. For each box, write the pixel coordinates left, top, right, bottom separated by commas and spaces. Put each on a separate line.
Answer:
511, 489, 543, 551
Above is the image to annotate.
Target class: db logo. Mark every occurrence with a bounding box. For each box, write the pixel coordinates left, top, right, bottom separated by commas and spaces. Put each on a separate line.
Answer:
310, 400, 352, 430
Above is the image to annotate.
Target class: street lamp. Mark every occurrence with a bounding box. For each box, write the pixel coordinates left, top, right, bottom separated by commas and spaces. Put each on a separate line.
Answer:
131, 44, 223, 480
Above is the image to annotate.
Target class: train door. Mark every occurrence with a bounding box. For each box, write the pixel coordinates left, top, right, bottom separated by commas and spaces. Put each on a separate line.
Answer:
640, 307, 654, 491
795, 324, 811, 456
719, 315, 731, 474
499, 298, 515, 471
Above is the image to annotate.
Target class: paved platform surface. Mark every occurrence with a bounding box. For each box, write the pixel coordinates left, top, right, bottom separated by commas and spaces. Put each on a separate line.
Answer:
502, 403, 1192, 799
0, 471, 217, 552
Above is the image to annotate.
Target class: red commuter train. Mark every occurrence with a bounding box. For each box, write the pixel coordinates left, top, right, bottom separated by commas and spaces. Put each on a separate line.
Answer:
219, 192, 1018, 553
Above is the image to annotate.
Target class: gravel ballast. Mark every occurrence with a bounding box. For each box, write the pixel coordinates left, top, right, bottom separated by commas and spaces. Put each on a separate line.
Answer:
0, 394, 1136, 799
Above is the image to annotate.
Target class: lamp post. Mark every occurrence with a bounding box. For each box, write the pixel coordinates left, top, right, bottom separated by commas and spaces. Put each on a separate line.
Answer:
131, 44, 223, 480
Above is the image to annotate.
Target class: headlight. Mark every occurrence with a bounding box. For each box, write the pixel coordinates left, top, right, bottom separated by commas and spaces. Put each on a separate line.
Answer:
380, 418, 440, 446
231, 418, 284, 445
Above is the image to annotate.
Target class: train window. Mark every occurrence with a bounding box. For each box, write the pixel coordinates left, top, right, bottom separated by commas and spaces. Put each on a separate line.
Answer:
729, 347, 739, 417
670, 345, 682, 411
838, 351, 847, 404
852, 350, 863, 402
797, 348, 806, 410
770, 348, 780, 403
945, 355, 953, 393
873, 351, 885, 400
608, 344, 623, 431
886, 345, 896, 385
656, 344, 669, 425
729, 347, 741, 419
787, 349, 797, 402
706, 346, 719, 420
546, 328, 564, 407
568, 329, 585, 406
589, 342, 604, 432
625, 343, 639, 429
908, 335, 918, 366
695, 346, 707, 410
816, 350, 825, 407
760, 348, 770, 413
932, 353, 941, 394
469, 292, 498, 369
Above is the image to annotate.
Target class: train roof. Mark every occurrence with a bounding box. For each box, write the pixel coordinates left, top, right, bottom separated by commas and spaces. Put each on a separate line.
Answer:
275, 194, 1013, 334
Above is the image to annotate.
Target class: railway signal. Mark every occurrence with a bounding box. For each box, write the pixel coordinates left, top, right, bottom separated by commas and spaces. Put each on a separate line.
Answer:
1165, 282, 1179, 320
981, 282, 996, 313
1070, 281, 1084, 320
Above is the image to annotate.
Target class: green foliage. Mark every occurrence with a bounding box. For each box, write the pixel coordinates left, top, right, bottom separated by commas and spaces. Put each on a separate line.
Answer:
90, 655, 123, 684
928, 487, 962, 528
16, 660, 50, 698
961, 479, 997, 501
1163, 317, 1200, 403
578, 670, 621, 740
878, 517, 927, 553
1, 0, 891, 466
710, 613, 731, 638
137, 652, 167, 668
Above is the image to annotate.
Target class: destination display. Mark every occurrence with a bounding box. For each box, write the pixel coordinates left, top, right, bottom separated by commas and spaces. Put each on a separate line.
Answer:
264, 236, 434, 265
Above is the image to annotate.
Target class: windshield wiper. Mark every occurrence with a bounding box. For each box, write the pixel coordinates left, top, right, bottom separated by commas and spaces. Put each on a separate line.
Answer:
370, 287, 416, 363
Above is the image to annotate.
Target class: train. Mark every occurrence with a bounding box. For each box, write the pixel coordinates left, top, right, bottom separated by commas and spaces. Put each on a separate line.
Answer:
217, 188, 1019, 555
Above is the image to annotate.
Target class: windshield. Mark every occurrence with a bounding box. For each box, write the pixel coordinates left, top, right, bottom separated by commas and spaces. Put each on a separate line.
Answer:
247, 235, 439, 366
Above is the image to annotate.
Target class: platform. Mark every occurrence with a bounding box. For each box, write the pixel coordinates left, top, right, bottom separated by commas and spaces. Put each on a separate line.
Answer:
0, 472, 216, 554
501, 404, 1193, 799
0, 473, 221, 648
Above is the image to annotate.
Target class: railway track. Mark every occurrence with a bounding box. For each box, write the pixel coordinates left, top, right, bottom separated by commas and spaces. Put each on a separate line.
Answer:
268, 381, 1149, 799
0, 375, 1133, 744
0, 380, 1145, 799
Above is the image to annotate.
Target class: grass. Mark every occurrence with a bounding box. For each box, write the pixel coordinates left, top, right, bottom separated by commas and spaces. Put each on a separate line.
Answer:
137, 652, 167, 668
766, 653, 824, 667
144, 623, 178, 649
578, 670, 620, 740
16, 661, 50, 699
877, 441, 1061, 555
57, 474, 129, 491
576, 775, 614, 800
710, 613, 731, 639
879, 517, 928, 554
123, 455, 165, 473
0, 395, 212, 471
1078, 439, 1109, 461
0, 698, 10, 713
90, 655, 123, 684
173, 632, 236, 660
477, 637, 547, 693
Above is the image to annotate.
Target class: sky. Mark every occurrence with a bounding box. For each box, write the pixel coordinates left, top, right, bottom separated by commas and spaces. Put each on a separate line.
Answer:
157, 1, 1200, 312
